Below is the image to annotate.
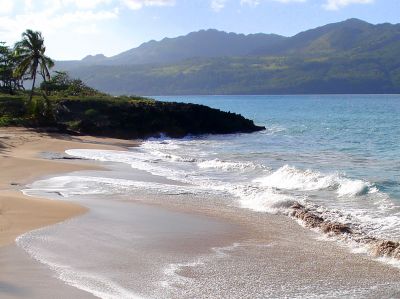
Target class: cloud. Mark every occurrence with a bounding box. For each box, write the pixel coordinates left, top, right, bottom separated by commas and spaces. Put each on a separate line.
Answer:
240, 0, 306, 7
240, 0, 260, 6
121, 0, 176, 10
0, 0, 14, 15
0, 0, 177, 45
273, 0, 306, 2
323, 0, 374, 10
62, 0, 114, 10
0, 1, 118, 44
211, 0, 228, 12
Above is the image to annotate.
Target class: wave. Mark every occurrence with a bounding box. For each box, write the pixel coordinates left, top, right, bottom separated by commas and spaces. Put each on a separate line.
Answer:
64, 147, 400, 266
197, 159, 262, 171
65, 149, 192, 181
22, 175, 205, 198
254, 165, 377, 197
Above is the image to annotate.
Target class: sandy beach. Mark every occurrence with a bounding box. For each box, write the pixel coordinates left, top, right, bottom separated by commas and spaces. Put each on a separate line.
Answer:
1, 127, 400, 298
0, 127, 137, 247
0, 128, 138, 298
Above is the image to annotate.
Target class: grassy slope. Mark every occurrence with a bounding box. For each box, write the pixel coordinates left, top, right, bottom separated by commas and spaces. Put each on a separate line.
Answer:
69, 49, 400, 95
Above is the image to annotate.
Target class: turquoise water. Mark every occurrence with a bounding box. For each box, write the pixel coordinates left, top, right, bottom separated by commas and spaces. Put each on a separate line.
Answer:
155, 95, 400, 201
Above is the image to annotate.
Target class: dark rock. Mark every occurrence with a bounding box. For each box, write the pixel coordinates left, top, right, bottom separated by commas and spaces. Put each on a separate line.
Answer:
290, 203, 351, 234
53, 99, 265, 139
321, 223, 352, 235
373, 240, 400, 258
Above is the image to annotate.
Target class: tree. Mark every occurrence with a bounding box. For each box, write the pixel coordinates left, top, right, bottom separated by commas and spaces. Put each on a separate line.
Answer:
0, 42, 24, 94
14, 30, 54, 102
40, 71, 101, 96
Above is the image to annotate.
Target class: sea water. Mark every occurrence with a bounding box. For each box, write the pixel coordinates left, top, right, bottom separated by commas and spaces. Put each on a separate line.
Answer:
19, 95, 400, 298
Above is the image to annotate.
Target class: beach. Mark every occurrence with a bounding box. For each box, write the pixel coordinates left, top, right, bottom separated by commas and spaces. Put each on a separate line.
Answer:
0, 127, 138, 246
1, 109, 400, 298
0, 128, 248, 298
0, 128, 136, 298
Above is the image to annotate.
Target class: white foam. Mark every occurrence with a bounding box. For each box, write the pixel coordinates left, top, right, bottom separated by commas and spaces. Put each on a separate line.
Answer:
337, 179, 376, 197
64, 148, 400, 247
22, 175, 204, 198
197, 159, 261, 171
254, 164, 376, 198
66, 149, 148, 165
254, 165, 335, 190
66, 149, 191, 183
219, 183, 298, 214
161, 242, 245, 291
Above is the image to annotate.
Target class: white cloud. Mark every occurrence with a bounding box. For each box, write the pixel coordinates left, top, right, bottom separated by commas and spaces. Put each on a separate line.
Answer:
62, 0, 113, 9
211, 0, 228, 12
0, 0, 14, 15
240, 0, 306, 7
0, 3, 118, 44
0, 0, 177, 46
323, 0, 374, 10
273, 0, 306, 2
121, 0, 175, 10
240, 0, 260, 7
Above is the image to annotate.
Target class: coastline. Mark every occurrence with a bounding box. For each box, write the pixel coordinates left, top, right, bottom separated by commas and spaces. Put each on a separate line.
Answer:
1, 127, 400, 298
0, 127, 138, 247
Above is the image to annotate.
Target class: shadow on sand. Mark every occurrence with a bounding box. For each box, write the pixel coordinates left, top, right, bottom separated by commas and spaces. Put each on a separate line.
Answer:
0, 281, 29, 297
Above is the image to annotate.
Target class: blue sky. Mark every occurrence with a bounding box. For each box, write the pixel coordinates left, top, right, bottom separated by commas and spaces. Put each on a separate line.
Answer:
0, 0, 398, 60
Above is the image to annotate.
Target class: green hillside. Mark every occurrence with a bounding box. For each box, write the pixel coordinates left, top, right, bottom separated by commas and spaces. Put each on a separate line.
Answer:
58, 19, 400, 95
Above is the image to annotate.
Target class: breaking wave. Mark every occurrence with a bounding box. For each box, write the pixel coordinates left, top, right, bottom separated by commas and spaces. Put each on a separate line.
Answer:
254, 165, 377, 197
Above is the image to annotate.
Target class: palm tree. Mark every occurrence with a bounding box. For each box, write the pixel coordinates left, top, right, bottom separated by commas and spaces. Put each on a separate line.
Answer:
14, 29, 54, 103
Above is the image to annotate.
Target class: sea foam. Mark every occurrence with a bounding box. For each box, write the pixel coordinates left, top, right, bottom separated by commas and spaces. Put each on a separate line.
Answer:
197, 159, 261, 171
254, 164, 376, 197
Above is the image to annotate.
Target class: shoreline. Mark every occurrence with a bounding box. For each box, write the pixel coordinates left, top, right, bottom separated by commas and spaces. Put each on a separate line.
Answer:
2, 127, 400, 298
0, 127, 138, 247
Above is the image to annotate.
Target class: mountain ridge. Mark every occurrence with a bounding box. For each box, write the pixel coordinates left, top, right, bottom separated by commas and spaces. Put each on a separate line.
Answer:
56, 18, 400, 95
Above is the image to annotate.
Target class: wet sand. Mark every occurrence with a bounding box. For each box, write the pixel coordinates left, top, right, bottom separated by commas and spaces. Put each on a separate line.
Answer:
136, 193, 400, 298
0, 245, 97, 299
0, 128, 137, 298
0, 127, 138, 246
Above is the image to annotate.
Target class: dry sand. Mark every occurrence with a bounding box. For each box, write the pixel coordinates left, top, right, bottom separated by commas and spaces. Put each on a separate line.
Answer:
0, 127, 137, 247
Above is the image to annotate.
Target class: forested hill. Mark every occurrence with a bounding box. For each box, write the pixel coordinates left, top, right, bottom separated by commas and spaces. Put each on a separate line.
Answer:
57, 19, 400, 95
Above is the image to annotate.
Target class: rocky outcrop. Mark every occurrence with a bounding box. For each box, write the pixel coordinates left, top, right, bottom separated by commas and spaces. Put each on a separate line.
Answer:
372, 240, 400, 259
54, 98, 265, 139
289, 202, 400, 260
290, 203, 352, 235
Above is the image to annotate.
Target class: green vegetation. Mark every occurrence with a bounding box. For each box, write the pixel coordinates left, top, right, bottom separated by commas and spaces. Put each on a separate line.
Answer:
14, 30, 54, 102
0, 43, 24, 94
65, 51, 400, 95
0, 92, 264, 138
40, 71, 103, 96
0, 30, 264, 138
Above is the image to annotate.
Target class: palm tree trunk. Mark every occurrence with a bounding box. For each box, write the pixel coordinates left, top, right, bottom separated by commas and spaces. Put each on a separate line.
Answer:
29, 73, 36, 103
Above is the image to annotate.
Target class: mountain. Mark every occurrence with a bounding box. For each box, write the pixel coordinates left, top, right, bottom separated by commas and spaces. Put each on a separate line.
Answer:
255, 18, 400, 56
56, 19, 400, 95
59, 29, 285, 67
106, 29, 285, 65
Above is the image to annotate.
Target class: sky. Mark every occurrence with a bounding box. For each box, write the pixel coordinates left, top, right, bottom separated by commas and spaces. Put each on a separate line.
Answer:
0, 0, 398, 60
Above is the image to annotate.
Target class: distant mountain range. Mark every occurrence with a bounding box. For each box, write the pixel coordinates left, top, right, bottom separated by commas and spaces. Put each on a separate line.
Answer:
57, 19, 400, 95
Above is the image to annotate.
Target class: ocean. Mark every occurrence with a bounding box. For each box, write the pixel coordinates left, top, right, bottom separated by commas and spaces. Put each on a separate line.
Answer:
19, 95, 400, 298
